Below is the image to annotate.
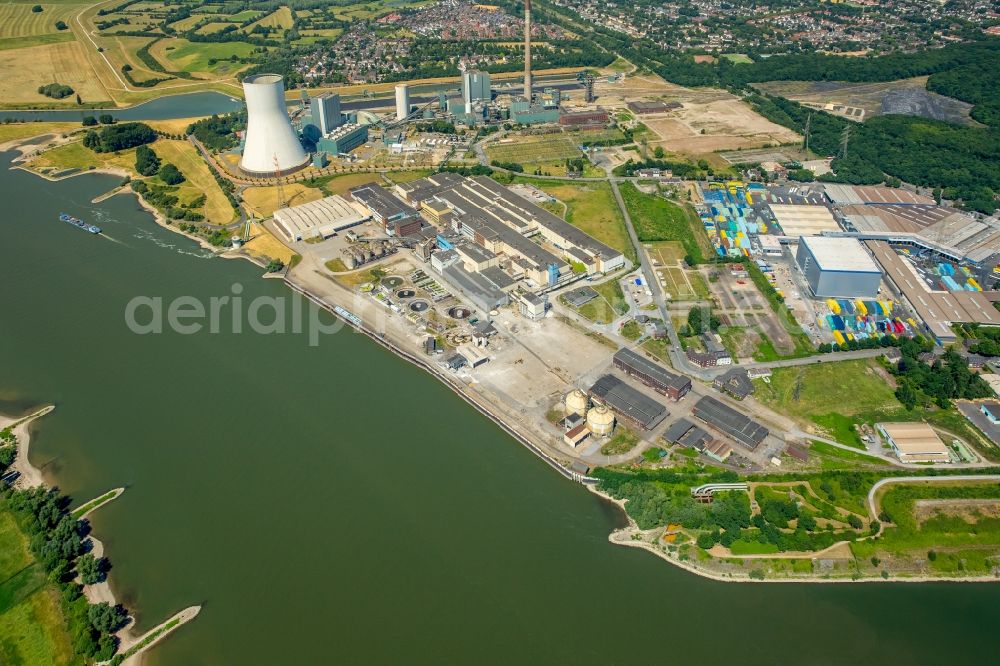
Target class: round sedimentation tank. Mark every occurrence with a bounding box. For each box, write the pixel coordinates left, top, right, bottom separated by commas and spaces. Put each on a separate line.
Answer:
395, 289, 415, 299
382, 276, 404, 289
239, 74, 309, 176
447, 306, 472, 320
586, 405, 615, 437
565, 389, 589, 417
409, 300, 430, 313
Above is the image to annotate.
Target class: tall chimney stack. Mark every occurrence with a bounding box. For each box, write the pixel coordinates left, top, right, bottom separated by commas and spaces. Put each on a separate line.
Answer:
524, 0, 532, 100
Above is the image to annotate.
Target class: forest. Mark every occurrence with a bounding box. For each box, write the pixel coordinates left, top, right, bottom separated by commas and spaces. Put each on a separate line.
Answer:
893, 347, 992, 410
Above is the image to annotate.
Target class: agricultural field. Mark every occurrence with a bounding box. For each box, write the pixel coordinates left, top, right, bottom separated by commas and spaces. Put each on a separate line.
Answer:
486, 134, 582, 164
240, 6, 293, 35
619, 182, 711, 264
0, 508, 74, 666
514, 178, 634, 262
753, 359, 901, 445
0, 39, 108, 107
0, 3, 82, 43
151, 139, 235, 224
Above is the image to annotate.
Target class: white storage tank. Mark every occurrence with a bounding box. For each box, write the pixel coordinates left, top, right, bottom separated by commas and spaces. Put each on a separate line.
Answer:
586, 405, 615, 437
565, 389, 589, 417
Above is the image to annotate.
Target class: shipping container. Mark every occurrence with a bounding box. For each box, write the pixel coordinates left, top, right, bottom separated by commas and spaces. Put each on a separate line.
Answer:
833, 330, 846, 345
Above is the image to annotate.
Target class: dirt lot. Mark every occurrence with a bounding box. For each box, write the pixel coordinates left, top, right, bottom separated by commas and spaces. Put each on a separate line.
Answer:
754, 77, 977, 126
641, 100, 802, 154
708, 269, 795, 354
914, 499, 1000, 526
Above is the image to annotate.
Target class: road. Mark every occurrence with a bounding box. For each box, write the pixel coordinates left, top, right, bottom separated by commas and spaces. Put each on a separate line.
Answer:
866, 475, 1000, 521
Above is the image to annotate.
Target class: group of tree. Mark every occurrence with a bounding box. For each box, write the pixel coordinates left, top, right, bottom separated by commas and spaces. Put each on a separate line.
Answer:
82, 122, 156, 153
1, 484, 128, 660
134, 145, 161, 176
413, 120, 456, 135
682, 306, 720, 336
892, 346, 992, 409
963, 325, 1000, 357
81, 114, 116, 127
37, 83, 74, 99
490, 160, 524, 173
613, 157, 706, 179
131, 180, 201, 222
188, 113, 245, 152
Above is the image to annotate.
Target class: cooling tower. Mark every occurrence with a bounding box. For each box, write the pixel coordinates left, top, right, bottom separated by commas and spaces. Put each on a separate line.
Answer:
240, 74, 309, 176
395, 84, 410, 122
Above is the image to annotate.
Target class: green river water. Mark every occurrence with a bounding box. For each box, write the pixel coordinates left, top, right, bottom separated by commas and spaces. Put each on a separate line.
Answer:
1, 153, 998, 664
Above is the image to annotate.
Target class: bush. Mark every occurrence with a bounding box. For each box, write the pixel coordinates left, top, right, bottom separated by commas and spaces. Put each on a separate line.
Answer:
98, 114, 115, 125
83, 122, 155, 153
82, 116, 98, 127
31, 4, 42, 12
55, 20, 68, 30
158, 163, 184, 185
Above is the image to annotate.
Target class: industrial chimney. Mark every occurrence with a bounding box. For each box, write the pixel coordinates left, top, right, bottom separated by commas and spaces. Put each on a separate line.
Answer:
395, 84, 410, 122
524, 0, 532, 101
239, 74, 308, 176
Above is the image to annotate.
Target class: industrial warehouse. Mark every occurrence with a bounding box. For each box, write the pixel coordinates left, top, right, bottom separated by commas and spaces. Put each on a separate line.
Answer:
877, 422, 951, 463
272, 195, 370, 242
588, 375, 668, 431
692, 396, 769, 451
613, 348, 691, 400
795, 236, 883, 298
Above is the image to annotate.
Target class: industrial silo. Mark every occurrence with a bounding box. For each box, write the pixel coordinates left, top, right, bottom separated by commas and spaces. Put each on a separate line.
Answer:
239, 74, 309, 176
586, 405, 615, 437
565, 389, 589, 417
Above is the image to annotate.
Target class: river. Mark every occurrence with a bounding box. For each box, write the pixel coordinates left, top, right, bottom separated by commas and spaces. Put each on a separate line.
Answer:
1, 153, 999, 664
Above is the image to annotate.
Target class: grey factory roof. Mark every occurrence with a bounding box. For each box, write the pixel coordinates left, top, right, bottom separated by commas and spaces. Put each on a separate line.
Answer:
351, 183, 417, 221
692, 396, 768, 450
564, 286, 599, 308
459, 212, 566, 270
614, 348, 691, 392
405, 174, 622, 265
588, 375, 668, 430
481, 266, 517, 290
397, 171, 466, 203
455, 241, 497, 264
441, 263, 508, 311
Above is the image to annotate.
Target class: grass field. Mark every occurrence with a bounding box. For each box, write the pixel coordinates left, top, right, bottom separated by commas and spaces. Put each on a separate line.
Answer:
156, 39, 256, 75
167, 14, 203, 32
619, 182, 711, 264
28, 140, 137, 173
574, 279, 627, 324
487, 134, 583, 164
152, 139, 235, 224
242, 222, 295, 264
754, 359, 901, 444
513, 179, 634, 262
645, 242, 709, 300
0, 509, 74, 666
0, 40, 108, 106
0, 122, 78, 144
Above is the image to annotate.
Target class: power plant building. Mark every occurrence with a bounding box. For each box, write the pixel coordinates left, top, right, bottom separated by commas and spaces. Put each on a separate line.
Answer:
316, 123, 369, 156
795, 236, 882, 298
311, 93, 342, 135
239, 74, 309, 176
462, 70, 491, 104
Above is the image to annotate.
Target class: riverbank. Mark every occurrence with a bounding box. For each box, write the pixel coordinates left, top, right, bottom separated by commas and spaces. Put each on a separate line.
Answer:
588, 484, 1000, 584
0, 406, 201, 662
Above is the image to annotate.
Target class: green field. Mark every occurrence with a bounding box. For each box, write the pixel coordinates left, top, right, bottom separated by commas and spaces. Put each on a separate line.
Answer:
721, 53, 753, 64
568, 279, 627, 324
754, 359, 901, 445
161, 39, 256, 74
619, 182, 711, 264
487, 135, 583, 163
513, 178, 635, 263
0, 509, 73, 665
